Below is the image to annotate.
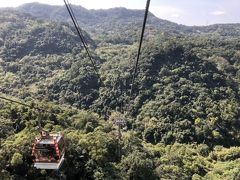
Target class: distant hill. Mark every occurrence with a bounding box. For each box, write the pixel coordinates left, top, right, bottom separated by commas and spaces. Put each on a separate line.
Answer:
17, 2, 179, 28
16, 2, 184, 44
0, 9, 96, 60
15, 3, 240, 44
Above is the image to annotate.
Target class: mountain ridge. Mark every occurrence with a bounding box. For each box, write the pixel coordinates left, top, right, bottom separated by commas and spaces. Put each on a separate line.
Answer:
16, 2, 240, 27
13, 2, 240, 44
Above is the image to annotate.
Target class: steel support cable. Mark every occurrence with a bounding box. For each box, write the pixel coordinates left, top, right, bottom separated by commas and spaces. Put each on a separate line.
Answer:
0, 96, 45, 112
0, 96, 65, 128
129, 0, 151, 100
0, 96, 49, 128
65, 0, 89, 47
63, 0, 101, 82
63, 0, 151, 115
64, 0, 128, 117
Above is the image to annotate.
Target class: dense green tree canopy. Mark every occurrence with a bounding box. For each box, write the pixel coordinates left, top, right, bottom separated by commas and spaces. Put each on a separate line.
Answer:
0, 6, 240, 179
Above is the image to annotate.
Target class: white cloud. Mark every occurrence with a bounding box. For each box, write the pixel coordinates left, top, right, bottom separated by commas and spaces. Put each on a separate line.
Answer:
150, 5, 184, 19
170, 13, 180, 18
210, 10, 226, 16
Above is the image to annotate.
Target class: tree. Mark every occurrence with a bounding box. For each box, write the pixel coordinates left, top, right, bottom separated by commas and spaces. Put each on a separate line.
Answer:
11, 153, 23, 166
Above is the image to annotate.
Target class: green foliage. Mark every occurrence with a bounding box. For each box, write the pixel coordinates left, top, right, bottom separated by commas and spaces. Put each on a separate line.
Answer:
11, 152, 23, 166
79, 130, 117, 164
204, 160, 240, 179
156, 143, 212, 179
72, 111, 99, 132
118, 150, 157, 180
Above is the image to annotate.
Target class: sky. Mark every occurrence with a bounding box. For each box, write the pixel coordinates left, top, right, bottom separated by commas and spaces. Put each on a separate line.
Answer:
0, 0, 239, 26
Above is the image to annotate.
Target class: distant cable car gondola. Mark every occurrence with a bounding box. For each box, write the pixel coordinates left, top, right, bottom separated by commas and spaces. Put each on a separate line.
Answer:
31, 129, 65, 170
0, 96, 66, 170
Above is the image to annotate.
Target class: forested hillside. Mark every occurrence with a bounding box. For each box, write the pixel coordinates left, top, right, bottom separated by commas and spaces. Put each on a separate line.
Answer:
17, 3, 240, 43
0, 4, 240, 179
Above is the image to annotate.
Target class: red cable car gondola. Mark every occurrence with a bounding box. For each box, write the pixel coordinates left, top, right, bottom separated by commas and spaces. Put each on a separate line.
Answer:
31, 129, 65, 170
0, 96, 66, 170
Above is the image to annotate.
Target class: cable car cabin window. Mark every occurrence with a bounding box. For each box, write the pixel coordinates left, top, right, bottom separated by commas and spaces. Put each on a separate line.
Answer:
35, 144, 57, 162
58, 138, 65, 152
